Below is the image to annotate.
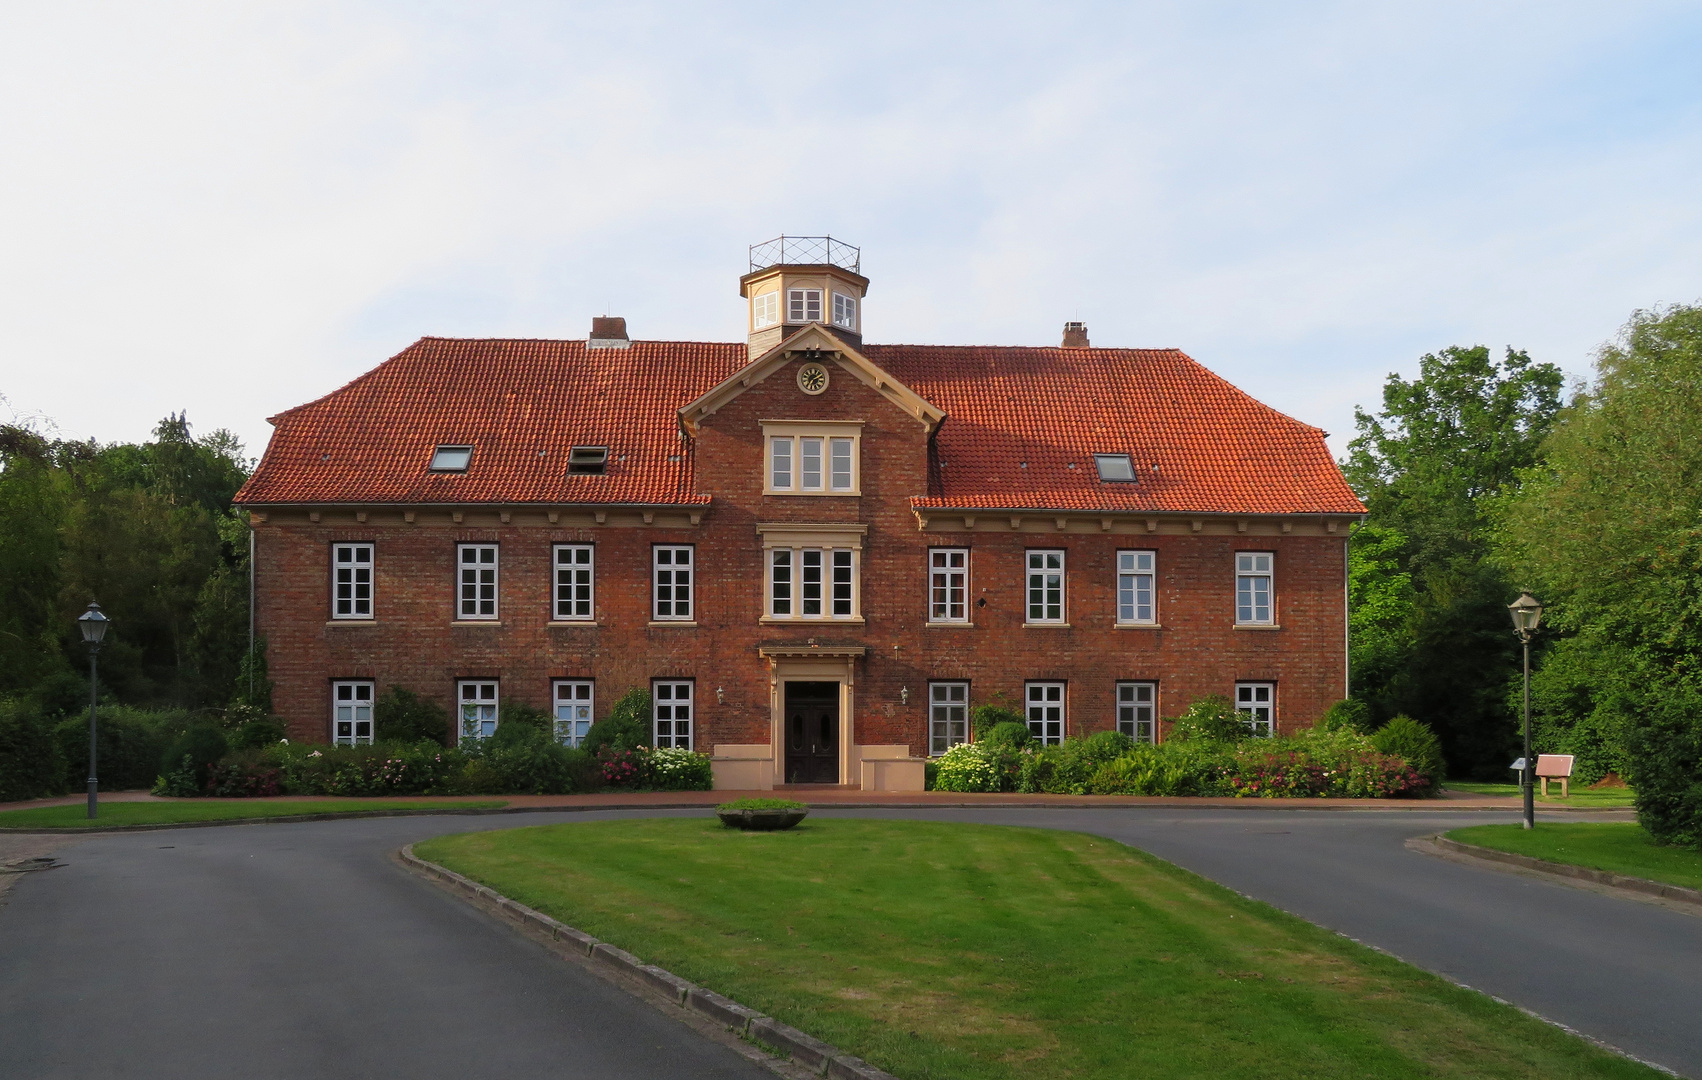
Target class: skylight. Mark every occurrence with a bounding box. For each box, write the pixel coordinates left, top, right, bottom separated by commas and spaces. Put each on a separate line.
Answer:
429, 445, 473, 472
568, 446, 609, 476
1094, 454, 1137, 483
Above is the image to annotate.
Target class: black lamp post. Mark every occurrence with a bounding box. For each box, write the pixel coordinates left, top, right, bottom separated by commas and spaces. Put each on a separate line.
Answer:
77, 602, 110, 819
1508, 592, 1543, 831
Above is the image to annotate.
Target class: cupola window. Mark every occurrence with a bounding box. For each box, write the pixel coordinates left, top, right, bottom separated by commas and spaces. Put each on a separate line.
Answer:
753, 291, 779, 329
787, 288, 823, 323
832, 292, 857, 329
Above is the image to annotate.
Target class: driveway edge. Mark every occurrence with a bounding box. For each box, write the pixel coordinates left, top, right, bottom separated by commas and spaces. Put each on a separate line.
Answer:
399, 844, 902, 1080
1412, 834, 1702, 915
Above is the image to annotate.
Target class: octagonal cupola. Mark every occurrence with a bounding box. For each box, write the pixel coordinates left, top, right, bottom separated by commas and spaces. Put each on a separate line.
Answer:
739, 235, 869, 360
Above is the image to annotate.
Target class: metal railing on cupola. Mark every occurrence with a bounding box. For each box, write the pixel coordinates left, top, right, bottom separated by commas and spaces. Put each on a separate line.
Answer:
748, 236, 860, 274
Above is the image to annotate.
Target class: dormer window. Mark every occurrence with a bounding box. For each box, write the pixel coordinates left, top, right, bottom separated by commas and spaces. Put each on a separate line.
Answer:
753, 291, 779, 329
832, 292, 857, 329
568, 446, 608, 476
787, 288, 823, 323
1094, 454, 1136, 482
429, 445, 473, 472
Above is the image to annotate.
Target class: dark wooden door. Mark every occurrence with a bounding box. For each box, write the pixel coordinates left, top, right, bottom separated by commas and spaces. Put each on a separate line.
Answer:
784, 682, 839, 784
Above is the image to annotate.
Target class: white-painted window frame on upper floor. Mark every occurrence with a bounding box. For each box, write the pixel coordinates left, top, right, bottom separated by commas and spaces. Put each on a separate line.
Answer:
832, 291, 857, 330
332, 543, 373, 620
1026, 549, 1066, 624
553, 544, 594, 621
457, 543, 499, 620
763, 422, 862, 496
1117, 550, 1156, 625
1236, 551, 1274, 625
653, 545, 694, 621
753, 290, 780, 330
929, 548, 969, 623
787, 288, 823, 323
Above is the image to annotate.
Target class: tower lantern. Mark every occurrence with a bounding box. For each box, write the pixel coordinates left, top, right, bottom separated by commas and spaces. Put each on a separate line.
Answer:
739, 236, 868, 360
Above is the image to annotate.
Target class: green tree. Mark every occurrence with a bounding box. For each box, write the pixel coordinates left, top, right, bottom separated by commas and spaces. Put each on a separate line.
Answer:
1344, 345, 1564, 777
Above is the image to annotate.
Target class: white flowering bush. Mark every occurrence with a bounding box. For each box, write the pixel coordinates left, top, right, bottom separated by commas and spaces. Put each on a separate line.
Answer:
932, 743, 1000, 792
649, 747, 714, 791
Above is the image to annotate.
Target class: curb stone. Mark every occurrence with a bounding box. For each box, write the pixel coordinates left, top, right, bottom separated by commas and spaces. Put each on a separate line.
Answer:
1418, 835, 1702, 913
399, 845, 902, 1080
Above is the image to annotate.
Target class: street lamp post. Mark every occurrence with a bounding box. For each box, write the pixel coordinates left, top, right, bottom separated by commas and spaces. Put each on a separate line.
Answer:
77, 602, 111, 819
1508, 592, 1543, 831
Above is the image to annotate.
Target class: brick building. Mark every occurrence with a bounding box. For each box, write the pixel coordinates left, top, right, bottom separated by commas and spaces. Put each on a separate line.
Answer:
234, 237, 1365, 790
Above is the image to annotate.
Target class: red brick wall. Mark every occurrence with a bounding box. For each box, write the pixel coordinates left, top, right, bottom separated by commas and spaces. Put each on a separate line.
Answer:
255, 355, 1348, 749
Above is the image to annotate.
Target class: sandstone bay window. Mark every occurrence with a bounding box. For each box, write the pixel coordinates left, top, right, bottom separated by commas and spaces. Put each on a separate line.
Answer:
653, 680, 693, 749
553, 544, 594, 621
929, 682, 968, 756
331, 681, 374, 746
458, 680, 499, 741
763, 422, 861, 495
759, 524, 865, 622
653, 545, 694, 621
553, 680, 594, 747
929, 548, 968, 623
332, 543, 373, 619
1117, 550, 1156, 625
457, 543, 498, 620
1117, 682, 1157, 743
1026, 681, 1065, 745
1236, 682, 1275, 737
1026, 550, 1065, 624
1236, 552, 1274, 625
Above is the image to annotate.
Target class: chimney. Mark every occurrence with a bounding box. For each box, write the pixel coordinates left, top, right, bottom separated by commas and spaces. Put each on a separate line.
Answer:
1061, 321, 1090, 348
587, 316, 631, 350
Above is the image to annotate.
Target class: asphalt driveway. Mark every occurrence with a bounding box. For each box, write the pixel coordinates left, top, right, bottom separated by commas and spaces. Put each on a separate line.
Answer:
1, 807, 1695, 1079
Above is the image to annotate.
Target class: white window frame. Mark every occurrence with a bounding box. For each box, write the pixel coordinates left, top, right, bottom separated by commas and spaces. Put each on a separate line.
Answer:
331, 543, 373, 620
929, 682, 969, 756
1117, 550, 1156, 625
553, 544, 594, 622
1236, 682, 1275, 737
1117, 682, 1157, 744
553, 680, 594, 747
1235, 551, 1274, 625
1026, 681, 1066, 746
929, 548, 968, 623
653, 680, 693, 749
762, 422, 862, 496
787, 288, 823, 323
1025, 550, 1066, 624
759, 524, 864, 622
456, 543, 499, 620
752, 290, 780, 330
653, 545, 694, 621
331, 680, 374, 746
832, 291, 857, 330
458, 680, 499, 742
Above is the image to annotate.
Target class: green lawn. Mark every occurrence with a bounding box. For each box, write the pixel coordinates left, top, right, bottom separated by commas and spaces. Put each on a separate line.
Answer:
1447, 823, 1702, 892
417, 818, 1656, 1080
0, 799, 506, 829
1444, 781, 1637, 808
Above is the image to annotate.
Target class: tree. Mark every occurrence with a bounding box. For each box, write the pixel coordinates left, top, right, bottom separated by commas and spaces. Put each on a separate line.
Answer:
1344, 345, 1564, 777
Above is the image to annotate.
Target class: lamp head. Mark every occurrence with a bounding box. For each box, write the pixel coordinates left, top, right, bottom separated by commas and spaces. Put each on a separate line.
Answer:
1508, 592, 1543, 639
78, 601, 110, 645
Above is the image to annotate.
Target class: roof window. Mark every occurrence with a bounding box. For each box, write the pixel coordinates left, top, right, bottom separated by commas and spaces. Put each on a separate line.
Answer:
429, 445, 473, 472
568, 446, 609, 476
1094, 454, 1137, 483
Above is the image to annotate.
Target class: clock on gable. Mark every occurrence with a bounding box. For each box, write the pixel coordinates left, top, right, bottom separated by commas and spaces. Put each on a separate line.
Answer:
797, 362, 830, 395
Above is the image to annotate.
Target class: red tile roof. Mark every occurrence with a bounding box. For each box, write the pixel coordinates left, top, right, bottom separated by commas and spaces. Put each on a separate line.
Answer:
235, 336, 1364, 517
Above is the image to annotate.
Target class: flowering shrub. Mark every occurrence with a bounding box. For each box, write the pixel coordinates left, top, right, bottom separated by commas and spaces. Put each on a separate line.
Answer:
650, 747, 714, 791
932, 743, 1000, 792
1226, 729, 1430, 798
205, 750, 282, 797
599, 746, 652, 789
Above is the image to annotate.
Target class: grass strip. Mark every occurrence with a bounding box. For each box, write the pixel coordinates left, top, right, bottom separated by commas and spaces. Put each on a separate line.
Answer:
1447, 823, 1702, 892
1443, 781, 1636, 807
0, 799, 506, 829
418, 817, 1658, 1080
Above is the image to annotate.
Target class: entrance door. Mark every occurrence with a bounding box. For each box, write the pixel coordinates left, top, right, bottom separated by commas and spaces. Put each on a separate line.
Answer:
784, 681, 840, 784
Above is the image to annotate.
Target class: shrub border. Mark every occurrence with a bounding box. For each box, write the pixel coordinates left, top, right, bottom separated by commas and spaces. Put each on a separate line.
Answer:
399, 843, 899, 1080
1415, 834, 1702, 914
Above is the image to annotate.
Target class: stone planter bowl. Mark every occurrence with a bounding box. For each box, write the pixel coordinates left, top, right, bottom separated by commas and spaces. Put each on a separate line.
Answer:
717, 808, 809, 831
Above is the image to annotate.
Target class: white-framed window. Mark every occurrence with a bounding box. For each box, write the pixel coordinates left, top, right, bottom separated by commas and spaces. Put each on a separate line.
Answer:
767, 547, 857, 619
929, 682, 969, 756
763, 423, 861, 495
553, 680, 594, 747
553, 544, 594, 621
332, 543, 373, 619
331, 680, 374, 746
770, 437, 792, 489
1026, 682, 1065, 745
832, 292, 857, 329
1236, 552, 1274, 625
653, 545, 693, 620
753, 291, 780, 329
1117, 550, 1156, 624
1236, 682, 1275, 737
787, 288, 823, 323
1117, 682, 1157, 744
929, 548, 968, 623
654, 680, 693, 749
1026, 550, 1065, 623
457, 544, 498, 620
458, 680, 499, 741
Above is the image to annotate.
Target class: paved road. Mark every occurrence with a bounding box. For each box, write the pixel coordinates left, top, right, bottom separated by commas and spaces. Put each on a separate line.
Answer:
1, 807, 1696, 1078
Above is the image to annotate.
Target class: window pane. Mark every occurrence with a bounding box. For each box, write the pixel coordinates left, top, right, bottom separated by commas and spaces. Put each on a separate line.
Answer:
771, 549, 792, 615
770, 438, 792, 489
832, 550, 853, 616
930, 682, 969, 755
802, 549, 822, 616
829, 438, 853, 490
801, 438, 823, 489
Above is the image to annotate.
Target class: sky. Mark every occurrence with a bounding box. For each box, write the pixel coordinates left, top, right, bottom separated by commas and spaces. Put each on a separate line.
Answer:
2, 2, 1699, 463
